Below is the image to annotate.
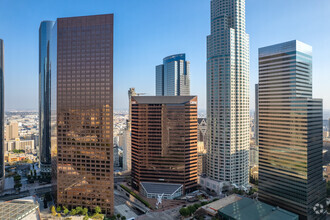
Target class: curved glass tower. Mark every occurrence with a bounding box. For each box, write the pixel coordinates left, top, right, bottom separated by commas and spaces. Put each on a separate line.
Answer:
0, 39, 4, 191
39, 21, 55, 175
206, 0, 250, 188
156, 54, 190, 96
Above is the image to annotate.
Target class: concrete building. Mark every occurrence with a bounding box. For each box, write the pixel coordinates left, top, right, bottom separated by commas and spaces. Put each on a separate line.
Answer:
197, 118, 207, 175
0, 39, 4, 191
131, 96, 198, 196
49, 14, 115, 215
156, 54, 190, 96
258, 40, 326, 219
5, 139, 35, 153
122, 88, 136, 172
5, 122, 19, 141
203, 0, 250, 192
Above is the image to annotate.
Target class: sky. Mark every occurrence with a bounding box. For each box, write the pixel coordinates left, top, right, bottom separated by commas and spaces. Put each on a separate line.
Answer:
0, 0, 330, 112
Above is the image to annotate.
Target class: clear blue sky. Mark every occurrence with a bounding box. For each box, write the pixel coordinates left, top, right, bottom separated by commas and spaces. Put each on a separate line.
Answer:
0, 0, 330, 111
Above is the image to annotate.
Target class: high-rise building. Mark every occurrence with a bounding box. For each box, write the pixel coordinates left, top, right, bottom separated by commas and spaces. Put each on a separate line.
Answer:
131, 96, 198, 197
203, 0, 250, 191
122, 88, 136, 172
56, 14, 114, 215
0, 39, 4, 191
39, 14, 114, 215
39, 21, 55, 175
258, 40, 326, 219
155, 54, 190, 96
197, 118, 207, 175
255, 84, 259, 145
5, 122, 19, 141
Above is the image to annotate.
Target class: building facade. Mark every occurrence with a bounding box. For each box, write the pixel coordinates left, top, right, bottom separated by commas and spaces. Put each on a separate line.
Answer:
122, 88, 136, 172
258, 40, 326, 219
5, 122, 19, 141
205, 0, 250, 190
55, 14, 114, 215
131, 96, 198, 195
0, 39, 4, 191
39, 21, 55, 175
156, 54, 190, 96
255, 84, 259, 145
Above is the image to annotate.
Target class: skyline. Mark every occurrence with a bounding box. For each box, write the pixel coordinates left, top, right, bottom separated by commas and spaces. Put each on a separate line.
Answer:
0, 0, 330, 111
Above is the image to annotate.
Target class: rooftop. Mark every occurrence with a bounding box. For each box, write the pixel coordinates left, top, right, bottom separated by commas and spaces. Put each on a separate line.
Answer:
140, 182, 183, 195
0, 198, 39, 220
217, 196, 298, 220
132, 96, 196, 105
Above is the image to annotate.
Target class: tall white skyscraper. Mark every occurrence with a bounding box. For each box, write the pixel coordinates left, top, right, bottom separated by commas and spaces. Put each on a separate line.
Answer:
203, 0, 250, 190
155, 53, 190, 96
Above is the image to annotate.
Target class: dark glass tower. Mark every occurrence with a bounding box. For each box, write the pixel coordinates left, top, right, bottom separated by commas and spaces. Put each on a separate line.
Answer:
0, 39, 4, 191
56, 14, 114, 215
39, 21, 55, 177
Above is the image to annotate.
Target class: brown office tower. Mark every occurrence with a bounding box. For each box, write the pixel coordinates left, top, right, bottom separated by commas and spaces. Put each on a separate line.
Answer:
131, 96, 198, 199
56, 14, 114, 214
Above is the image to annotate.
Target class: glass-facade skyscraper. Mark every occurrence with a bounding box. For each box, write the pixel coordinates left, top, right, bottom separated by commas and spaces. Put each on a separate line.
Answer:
0, 39, 4, 191
204, 0, 250, 189
39, 14, 114, 215
258, 40, 326, 219
156, 54, 190, 96
39, 21, 55, 177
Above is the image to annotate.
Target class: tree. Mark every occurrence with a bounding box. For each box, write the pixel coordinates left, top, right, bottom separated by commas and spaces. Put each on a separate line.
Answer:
94, 206, 101, 214
57, 206, 62, 213
116, 214, 121, 219
83, 215, 89, 220
70, 209, 77, 216
51, 206, 57, 216
187, 205, 196, 214
179, 207, 190, 217
63, 207, 69, 215
82, 208, 88, 215
121, 216, 126, 220
76, 206, 83, 214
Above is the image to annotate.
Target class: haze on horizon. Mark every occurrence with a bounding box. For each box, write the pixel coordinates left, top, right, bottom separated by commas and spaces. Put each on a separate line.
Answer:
0, 0, 330, 112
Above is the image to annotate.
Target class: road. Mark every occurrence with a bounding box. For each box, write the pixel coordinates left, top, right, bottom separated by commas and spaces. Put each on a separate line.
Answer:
0, 185, 52, 201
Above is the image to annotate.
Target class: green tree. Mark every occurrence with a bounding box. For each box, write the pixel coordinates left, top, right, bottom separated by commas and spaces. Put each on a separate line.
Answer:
116, 213, 121, 219
121, 216, 126, 220
83, 214, 89, 220
179, 207, 190, 217
187, 205, 196, 214
70, 209, 77, 216
57, 206, 62, 213
94, 206, 101, 214
82, 208, 88, 215
63, 207, 69, 215
76, 206, 83, 214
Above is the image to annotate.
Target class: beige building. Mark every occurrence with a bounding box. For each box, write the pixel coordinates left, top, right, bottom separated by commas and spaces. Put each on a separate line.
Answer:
5, 122, 19, 141
5, 139, 35, 153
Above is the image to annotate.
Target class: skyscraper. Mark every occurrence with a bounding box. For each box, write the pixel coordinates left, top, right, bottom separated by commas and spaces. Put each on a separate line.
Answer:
56, 14, 114, 215
155, 54, 190, 96
122, 88, 136, 171
255, 84, 259, 145
0, 39, 4, 191
258, 40, 326, 219
39, 14, 114, 214
39, 21, 55, 176
203, 0, 250, 191
131, 96, 198, 197
5, 122, 19, 141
